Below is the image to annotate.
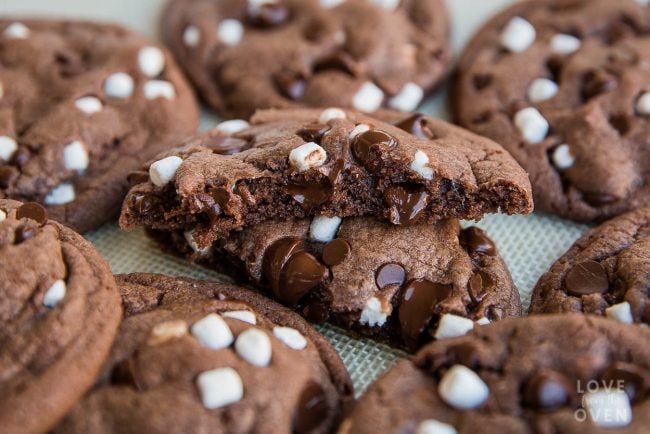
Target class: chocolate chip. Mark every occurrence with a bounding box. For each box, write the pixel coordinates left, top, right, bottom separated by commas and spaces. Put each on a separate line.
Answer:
0, 166, 19, 188
15, 224, 38, 243
472, 73, 493, 91
524, 370, 573, 411
206, 137, 251, 155
16, 202, 48, 226
352, 129, 397, 167
375, 263, 406, 289
581, 69, 617, 101
313, 51, 357, 76
297, 123, 330, 143
564, 260, 609, 296
467, 271, 493, 304
263, 237, 306, 290
322, 238, 350, 266
460, 227, 496, 256
248, 2, 290, 28
583, 192, 618, 207
384, 185, 429, 225
398, 279, 452, 348
293, 382, 329, 434
600, 362, 650, 403
286, 181, 332, 211
275, 72, 306, 101
393, 113, 435, 139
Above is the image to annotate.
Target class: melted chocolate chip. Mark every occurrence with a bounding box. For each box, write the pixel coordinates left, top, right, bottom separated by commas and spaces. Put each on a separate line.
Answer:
263, 237, 306, 290
16, 202, 48, 226
275, 72, 306, 101
398, 279, 452, 348
393, 114, 435, 139
297, 124, 330, 143
352, 130, 397, 167
460, 227, 496, 256
564, 260, 609, 296
293, 382, 329, 434
583, 192, 619, 207
581, 69, 617, 101
286, 181, 332, 210
467, 271, 493, 304
15, 224, 38, 243
600, 362, 650, 403
375, 263, 406, 289
384, 185, 429, 225
134, 195, 155, 214
322, 239, 350, 266
313, 51, 357, 76
206, 137, 251, 155
248, 2, 290, 28
524, 370, 573, 411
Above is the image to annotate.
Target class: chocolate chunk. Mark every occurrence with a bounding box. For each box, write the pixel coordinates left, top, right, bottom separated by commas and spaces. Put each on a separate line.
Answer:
248, 2, 290, 28
384, 185, 429, 225
322, 239, 351, 266
16, 202, 48, 226
286, 181, 332, 210
351, 130, 397, 167
600, 362, 650, 403
564, 260, 609, 296
297, 124, 330, 143
398, 279, 452, 348
524, 370, 573, 411
293, 382, 329, 434
460, 227, 496, 256
375, 263, 406, 289
205, 137, 251, 155
393, 114, 435, 139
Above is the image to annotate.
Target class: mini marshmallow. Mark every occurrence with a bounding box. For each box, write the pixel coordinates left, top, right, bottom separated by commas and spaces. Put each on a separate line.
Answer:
416, 419, 458, 434
43, 280, 66, 308
4, 22, 29, 39
438, 365, 490, 409
349, 123, 370, 139
191, 313, 234, 350
184, 230, 210, 255
223, 310, 257, 324
289, 142, 327, 172
319, 108, 347, 123
183, 25, 201, 47
75, 96, 103, 114
352, 82, 384, 113
273, 326, 307, 350
44, 183, 75, 205
528, 78, 559, 102
550, 33, 581, 55
359, 297, 390, 327
138, 46, 165, 77
197, 367, 244, 409
635, 92, 650, 116
0, 210, 5, 221
144, 80, 175, 100
500, 17, 536, 52
551, 144, 575, 170
583, 389, 632, 428
217, 19, 244, 46
434, 314, 475, 340
388, 82, 424, 112
605, 302, 634, 324
148, 320, 188, 346
371, 0, 400, 11
514, 107, 549, 144
0, 136, 18, 161
215, 119, 250, 135
410, 150, 434, 180
320, 0, 346, 8
104, 72, 134, 99
63, 141, 89, 171
309, 215, 342, 242
149, 156, 183, 187
476, 317, 491, 326
235, 328, 272, 367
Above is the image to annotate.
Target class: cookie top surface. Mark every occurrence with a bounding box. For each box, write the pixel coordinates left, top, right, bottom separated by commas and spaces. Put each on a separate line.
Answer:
0, 199, 121, 434
161, 0, 450, 118
530, 207, 650, 325
56, 273, 353, 434
0, 19, 199, 232
453, 0, 650, 222
340, 314, 650, 434
120, 108, 533, 242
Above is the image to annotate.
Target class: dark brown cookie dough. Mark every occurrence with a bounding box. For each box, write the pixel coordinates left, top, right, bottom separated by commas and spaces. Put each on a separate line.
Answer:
530, 207, 650, 325
0, 19, 199, 232
55, 273, 353, 434
161, 0, 451, 118
120, 108, 533, 244
0, 199, 121, 434
340, 314, 650, 434
453, 0, 650, 222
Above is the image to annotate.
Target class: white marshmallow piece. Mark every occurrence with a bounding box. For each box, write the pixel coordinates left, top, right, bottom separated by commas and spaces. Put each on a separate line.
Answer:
215, 119, 250, 135
500, 17, 536, 53
44, 183, 75, 205
149, 156, 183, 187
528, 78, 559, 102
320, 0, 346, 8
75, 96, 103, 114
476, 317, 491, 326
635, 91, 650, 116
438, 365, 490, 409
410, 150, 434, 180
104, 72, 134, 99
352, 82, 384, 113
349, 123, 370, 139
359, 296, 390, 327
43, 280, 66, 308
371, 0, 400, 11
289, 142, 327, 172
144, 80, 176, 100
148, 320, 188, 346
514, 107, 549, 144
235, 328, 272, 367
583, 389, 632, 428
605, 302, 634, 324
217, 19, 244, 47
0, 210, 6, 221
388, 82, 424, 112
319, 108, 347, 123
0, 136, 18, 161
550, 34, 581, 55
551, 144, 575, 170
197, 367, 244, 409
183, 25, 201, 47
191, 313, 234, 350
222, 310, 256, 325
309, 215, 342, 242
434, 314, 475, 340
138, 46, 165, 77
4, 22, 30, 39
63, 141, 89, 172
273, 326, 307, 350
416, 419, 458, 434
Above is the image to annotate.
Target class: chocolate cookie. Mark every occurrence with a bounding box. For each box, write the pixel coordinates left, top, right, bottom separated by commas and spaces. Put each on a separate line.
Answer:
120, 108, 533, 244
340, 314, 650, 433
161, 0, 451, 118
453, 0, 650, 222
56, 273, 353, 434
529, 207, 650, 325
0, 19, 199, 232
0, 199, 121, 434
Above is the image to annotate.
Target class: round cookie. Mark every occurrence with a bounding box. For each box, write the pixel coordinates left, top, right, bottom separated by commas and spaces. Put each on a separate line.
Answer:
453, 0, 650, 222
161, 0, 451, 118
340, 314, 650, 433
0, 19, 199, 232
0, 199, 121, 434
530, 207, 650, 325
55, 273, 354, 434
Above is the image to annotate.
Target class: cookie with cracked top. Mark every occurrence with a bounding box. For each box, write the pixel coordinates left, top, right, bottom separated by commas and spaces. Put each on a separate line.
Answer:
161, 0, 451, 118
0, 199, 121, 434
530, 207, 650, 325
55, 273, 353, 434
120, 108, 533, 244
339, 314, 650, 434
453, 0, 650, 222
0, 19, 199, 232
